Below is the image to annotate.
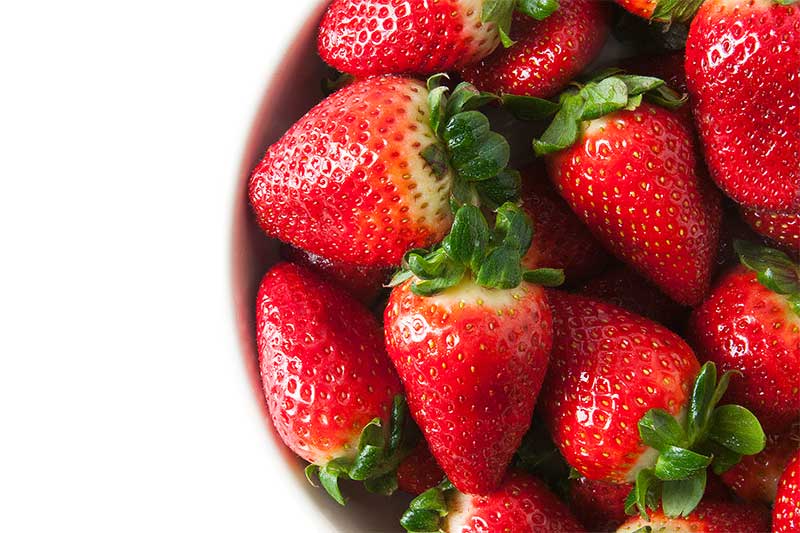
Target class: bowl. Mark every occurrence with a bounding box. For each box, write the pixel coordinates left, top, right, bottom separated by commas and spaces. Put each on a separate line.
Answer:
230, 1, 412, 530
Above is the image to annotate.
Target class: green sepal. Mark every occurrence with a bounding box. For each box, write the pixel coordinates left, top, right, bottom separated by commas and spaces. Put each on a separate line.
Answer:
735, 240, 800, 296
411, 262, 466, 296
532, 93, 584, 156
444, 111, 510, 182
442, 205, 491, 271
473, 169, 521, 210
446, 82, 500, 118
494, 202, 533, 256
502, 94, 561, 121
523, 268, 565, 287
400, 479, 454, 533
775, 0, 800, 5
482, 0, 517, 47
626, 469, 659, 519
651, 0, 705, 23
707, 404, 766, 456
517, 0, 559, 20
687, 362, 717, 443
476, 245, 523, 289
707, 441, 743, 475
662, 470, 706, 518
318, 459, 351, 505
364, 471, 399, 496
579, 77, 628, 120
421, 143, 450, 179
654, 446, 712, 480
639, 409, 687, 452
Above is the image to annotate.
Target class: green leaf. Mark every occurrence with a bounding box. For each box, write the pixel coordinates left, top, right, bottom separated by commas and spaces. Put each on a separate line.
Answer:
411, 262, 466, 296
421, 143, 450, 179
305, 464, 320, 487
446, 82, 499, 117
364, 471, 398, 496
644, 85, 687, 110
474, 169, 521, 210
709, 443, 743, 475
482, 0, 516, 48
426, 73, 449, 92
444, 111, 510, 182
626, 469, 657, 519
523, 268, 565, 287
502, 94, 560, 121
442, 205, 491, 271
735, 240, 800, 295
616, 75, 665, 96
639, 409, 687, 452
709, 369, 738, 413
708, 405, 766, 455
494, 202, 533, 256
349, 418, 386, 480
688, 362, 717, 443
427, 86, 450, 138
387, 395, 407, 456
533, 94, 585, 156
476, 245, 523, 289
319, 460, 350, 505
407, 249, 448, 280
516, 0, 559, 20
388, 269, 415, 288
578, 77, 628, 120
654, 446, 712, 481
400, 485, 450, 532
662, 470, 706, 518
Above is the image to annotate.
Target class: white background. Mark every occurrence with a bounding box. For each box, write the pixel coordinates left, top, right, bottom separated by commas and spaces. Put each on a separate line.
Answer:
0, 1, 335, 531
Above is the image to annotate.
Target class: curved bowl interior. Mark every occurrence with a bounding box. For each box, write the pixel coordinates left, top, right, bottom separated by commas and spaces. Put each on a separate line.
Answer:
231, 2, 412, 530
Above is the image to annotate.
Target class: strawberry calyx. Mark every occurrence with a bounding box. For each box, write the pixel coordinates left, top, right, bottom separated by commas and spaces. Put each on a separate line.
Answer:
423, 74, 522, 208
523, 71, 686, 156
626, 362, 766, 520
651, 0, 705, 24
305, 395, 413, 504
735, 240, 800, 316
388, 202, 565, 296
482, 0, 560, 49
399, 478, 456, 532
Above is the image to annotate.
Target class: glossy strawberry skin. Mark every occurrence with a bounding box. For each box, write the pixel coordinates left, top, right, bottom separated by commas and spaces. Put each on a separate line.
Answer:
384, 279, 553, 495
579, 265, 687, 329
546, 103, 721, 306
568, 477, 630, 532
689, 266, 800, 433
617, 500, 771, 533
720, 431, 799, 505
774, 450, 800, 533
396, 441, 445, 495
686, 0, 800, 213
445, 470, 586, 533
519, 166, 609, 283
317, 0, 499, 77
540, 291, 700, 483
460, 0, 609, 99
740, 208, 800, 259
614, 0, 656, 19
256, 262, 401, 465
249, 76, 452, 268
281, 245, 389, 305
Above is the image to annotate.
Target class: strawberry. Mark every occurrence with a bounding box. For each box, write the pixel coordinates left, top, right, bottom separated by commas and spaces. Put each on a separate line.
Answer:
689, 242, 800, 434
613, 0, 704, 22
720, 431, 799, 504
460, 0, 610, 99
568, 477, 631, 531
540, 291, 766, 518
616, 500, 771, 533
397, 441, 445, 495
317, 0, 508, 77
740, 208, 800, 259
385, 203, 563, 494
533, 73, 722, 305
400, 471, 586, 532
774, 450, 800, 533
519, 165, 610, 283
578, 264, 687, 329
281, 245, 389, 305
685, 0, 800, 213
249, 75, 516, 267
256, 262, 405, 503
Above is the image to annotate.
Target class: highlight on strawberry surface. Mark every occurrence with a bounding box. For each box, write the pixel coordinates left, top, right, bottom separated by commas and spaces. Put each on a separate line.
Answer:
244, 0, 799, 529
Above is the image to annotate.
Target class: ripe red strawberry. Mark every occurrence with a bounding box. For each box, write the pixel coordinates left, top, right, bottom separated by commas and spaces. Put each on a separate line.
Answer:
385, 276, 553, 494
317, 0, 503, 77
740, 208, 800, 259
540, 291, 700, 484
519, 165, 609, 283
616, 500, 771, 533
256, 262, 404, 503
774, 450, 800, 533
578, 264, 687, 328
400, 471, 586, 533
540, 291, 766, 517
539, 94, 721, 305
397, 441, 445, 495
568, 477, 631, 531
685, 0, 800, 213
250, 75, 515, 267
688, 243, 800, 434
720, 431, 799, 504
460, 0, 610, 99
281, 245, 389, 305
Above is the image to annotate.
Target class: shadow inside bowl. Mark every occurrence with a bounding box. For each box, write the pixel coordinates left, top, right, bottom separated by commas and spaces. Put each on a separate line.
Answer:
230, 2, 413, 531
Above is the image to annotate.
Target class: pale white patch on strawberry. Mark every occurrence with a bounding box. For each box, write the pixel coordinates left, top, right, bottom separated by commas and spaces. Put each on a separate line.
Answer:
442, 490, 477, 531
457, 0, 502, 62
424, 276, 534, 311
